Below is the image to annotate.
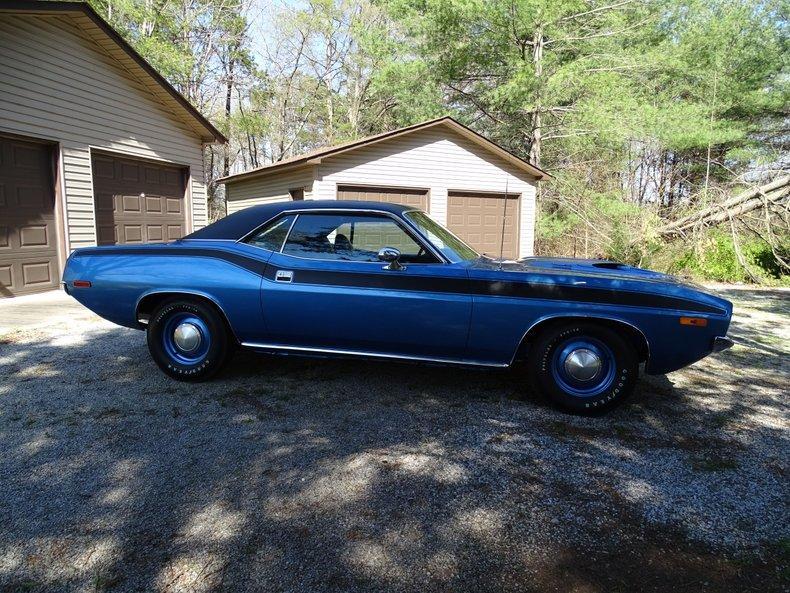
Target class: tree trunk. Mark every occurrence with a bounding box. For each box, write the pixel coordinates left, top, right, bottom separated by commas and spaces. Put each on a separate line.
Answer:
223, 52, 235, 179
704, 71, 718, 193
529, 25, 544, 168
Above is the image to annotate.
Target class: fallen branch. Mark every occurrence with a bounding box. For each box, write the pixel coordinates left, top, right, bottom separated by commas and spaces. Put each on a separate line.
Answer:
658, 175, 790, 236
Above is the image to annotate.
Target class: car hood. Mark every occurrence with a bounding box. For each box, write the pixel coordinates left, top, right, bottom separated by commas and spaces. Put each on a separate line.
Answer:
486, 256, 677, 282
466, 256, 732, 316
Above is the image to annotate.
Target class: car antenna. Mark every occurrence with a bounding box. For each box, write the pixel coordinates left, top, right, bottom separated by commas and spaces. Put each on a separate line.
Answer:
497, 177, 509, 270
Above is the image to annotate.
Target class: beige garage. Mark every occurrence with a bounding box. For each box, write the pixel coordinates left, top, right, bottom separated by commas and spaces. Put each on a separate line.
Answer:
0, 1, 225, 297
221, 117, 547, 259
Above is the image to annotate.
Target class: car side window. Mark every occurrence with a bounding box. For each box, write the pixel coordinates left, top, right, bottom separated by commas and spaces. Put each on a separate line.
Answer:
246, 215, 295, 251
282, 213, 438, 263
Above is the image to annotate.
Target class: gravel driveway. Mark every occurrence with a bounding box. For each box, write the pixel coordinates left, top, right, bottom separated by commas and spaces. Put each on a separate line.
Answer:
1, 286, 787, 593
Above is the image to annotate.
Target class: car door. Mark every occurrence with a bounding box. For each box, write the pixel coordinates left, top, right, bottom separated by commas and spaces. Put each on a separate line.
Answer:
258, 210, 472, 359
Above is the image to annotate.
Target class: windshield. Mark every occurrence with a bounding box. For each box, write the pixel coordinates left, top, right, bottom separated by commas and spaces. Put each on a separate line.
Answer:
404, 211, 479, 263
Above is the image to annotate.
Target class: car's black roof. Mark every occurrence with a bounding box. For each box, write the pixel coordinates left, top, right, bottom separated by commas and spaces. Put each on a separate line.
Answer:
184, 200, 416, 241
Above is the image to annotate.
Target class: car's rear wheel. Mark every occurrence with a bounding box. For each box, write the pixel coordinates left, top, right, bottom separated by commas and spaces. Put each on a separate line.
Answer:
147, 298, 231, 381
525, 322, 638, 414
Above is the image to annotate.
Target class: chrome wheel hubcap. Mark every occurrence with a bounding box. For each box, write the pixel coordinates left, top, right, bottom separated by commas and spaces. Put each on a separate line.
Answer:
173, 322, 202, 353
563, 348, 602, 382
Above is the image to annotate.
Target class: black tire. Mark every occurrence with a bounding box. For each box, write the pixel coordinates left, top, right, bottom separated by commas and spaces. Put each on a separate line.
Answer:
525, 322, 638, 414
146, 298, 231, 381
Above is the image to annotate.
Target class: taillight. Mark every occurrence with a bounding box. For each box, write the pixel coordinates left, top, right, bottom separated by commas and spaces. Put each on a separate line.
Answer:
73, 280, 92, 288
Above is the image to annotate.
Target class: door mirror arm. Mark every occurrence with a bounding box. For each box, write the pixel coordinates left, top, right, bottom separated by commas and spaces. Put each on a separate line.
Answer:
378, 247, 405, 271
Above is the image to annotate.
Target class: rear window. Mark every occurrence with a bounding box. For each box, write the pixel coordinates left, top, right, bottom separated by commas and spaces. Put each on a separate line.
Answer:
246, 215, 295, 252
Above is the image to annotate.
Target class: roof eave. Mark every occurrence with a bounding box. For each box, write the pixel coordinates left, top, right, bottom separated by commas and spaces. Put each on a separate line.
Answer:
215, 160, 313, 184
440, 119, 550, 180
0, 0, 227, 144
216, 117, 454, 184
218, 115, 551, 184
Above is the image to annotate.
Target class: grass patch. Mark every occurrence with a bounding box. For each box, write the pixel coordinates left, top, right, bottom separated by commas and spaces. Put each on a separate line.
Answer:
613, 424, 636, 441
541, 419, 603, 442
487, 432, 517, 444
707, 413, 732, 428
94, 407, 122, 420
93, 568, 123, 591
7, 579, 41, 592
691, 455, 740, 472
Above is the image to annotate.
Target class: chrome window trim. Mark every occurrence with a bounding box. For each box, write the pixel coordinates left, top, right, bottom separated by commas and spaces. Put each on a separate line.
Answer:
241, 341, 508, 368
280, 214, 299, 252
181, 238, 237, 242
241, 208, 449, 264
264, 252, 441, 266
239, 213, 298, 255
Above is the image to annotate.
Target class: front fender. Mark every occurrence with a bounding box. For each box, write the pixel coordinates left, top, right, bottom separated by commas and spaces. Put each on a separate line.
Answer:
468, 295, 730, 373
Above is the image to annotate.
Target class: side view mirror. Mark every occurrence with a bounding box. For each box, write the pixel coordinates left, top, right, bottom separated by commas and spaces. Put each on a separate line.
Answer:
378, 247, 405, 271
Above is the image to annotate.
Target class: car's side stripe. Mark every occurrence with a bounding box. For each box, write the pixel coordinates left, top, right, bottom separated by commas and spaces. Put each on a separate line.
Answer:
76, 247, 723, 314
77, 247, 269, 275
262, 267, 723, 314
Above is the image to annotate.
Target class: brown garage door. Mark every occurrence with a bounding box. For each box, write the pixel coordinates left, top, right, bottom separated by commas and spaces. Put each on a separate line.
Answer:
337, 185, 429, 211
92, 153, 187, 245
0, 136, 59, 297
447, 191, 520, 260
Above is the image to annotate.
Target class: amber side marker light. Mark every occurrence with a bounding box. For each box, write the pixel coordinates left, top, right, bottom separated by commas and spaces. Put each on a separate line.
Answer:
679, 316, 707, 327
73, 280, 92, 288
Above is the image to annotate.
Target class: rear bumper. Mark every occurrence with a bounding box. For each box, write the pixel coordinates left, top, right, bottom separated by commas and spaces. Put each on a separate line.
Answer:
712, 336, 734, 352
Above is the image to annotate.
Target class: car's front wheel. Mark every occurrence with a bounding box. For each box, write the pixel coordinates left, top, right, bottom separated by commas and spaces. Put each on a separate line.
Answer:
526, 322, 638, 414
146, 298, 231, 381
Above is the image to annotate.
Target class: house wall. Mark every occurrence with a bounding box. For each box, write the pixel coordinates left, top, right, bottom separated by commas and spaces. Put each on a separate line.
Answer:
312, 127, 536, 257
0, 13, 209, 251
226, 167, 314, 214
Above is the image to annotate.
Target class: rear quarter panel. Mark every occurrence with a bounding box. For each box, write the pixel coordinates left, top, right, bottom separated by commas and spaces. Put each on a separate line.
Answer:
63, 243, 268, 341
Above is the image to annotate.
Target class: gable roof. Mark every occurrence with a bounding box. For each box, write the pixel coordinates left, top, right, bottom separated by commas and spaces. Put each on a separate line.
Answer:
0, 0, 226, 144
217, 116, 548, 184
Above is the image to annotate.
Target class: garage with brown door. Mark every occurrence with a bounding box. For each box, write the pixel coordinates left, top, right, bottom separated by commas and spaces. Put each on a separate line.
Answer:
92, 153, 187, 245
337, 185, 429, 211
447, 191, 520, 259
0, 135, 60, 297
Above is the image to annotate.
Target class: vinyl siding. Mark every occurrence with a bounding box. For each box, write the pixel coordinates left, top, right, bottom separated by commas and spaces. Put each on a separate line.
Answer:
0, 13, 209, 250
226, 167, 314, 214
312, 127, 536, 257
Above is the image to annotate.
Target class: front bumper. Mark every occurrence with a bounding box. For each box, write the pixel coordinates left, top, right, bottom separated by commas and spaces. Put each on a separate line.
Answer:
712, 336, 734, 352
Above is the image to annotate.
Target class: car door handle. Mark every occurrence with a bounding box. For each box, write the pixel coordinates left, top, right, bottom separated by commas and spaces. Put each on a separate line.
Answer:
275, 270, 293, 283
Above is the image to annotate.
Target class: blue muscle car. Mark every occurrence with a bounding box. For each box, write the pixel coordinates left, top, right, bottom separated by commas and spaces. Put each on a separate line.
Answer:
63, 200, 734, 413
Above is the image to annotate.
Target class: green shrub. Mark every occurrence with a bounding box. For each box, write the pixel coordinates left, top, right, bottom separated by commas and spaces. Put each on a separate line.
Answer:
605, 220, 644, 265
662, 229, 789, 284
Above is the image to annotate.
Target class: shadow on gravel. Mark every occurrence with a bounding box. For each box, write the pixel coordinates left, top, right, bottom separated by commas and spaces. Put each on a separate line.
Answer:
0, 288, 787, 593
